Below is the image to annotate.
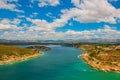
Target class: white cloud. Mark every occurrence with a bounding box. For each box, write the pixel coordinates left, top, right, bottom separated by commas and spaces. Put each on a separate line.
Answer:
0, 19, 22, 31
30, 12, 39, 18
12, 18, 21, 25
70, 0, 120, 23
38, 0, 60, 7
0, 18, 21, 25
62, 25, 120, 40
1, 24, 120, 40
17, 15, 25, 18
0, 19, 10, 24
30, 0, 120, 28
46, 12, 56, 19
27, 0, 120, 35
27, 19, 54, 33
0, 24, 21, 31
1, 0, 120, 40
26, 14, 70, 33
33, 12, 39, 15
0, 0, 23, 12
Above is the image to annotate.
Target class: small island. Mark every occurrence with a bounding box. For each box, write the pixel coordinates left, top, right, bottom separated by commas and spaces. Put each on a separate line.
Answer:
27, 46, 51, 51
76, 44, 120, 72
0, 45, 43, 65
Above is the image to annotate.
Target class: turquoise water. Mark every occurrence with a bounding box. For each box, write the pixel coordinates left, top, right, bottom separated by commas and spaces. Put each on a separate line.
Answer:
0, 45, 120, 80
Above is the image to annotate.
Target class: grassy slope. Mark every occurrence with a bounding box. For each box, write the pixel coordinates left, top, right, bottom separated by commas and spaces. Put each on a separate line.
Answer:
0, 45, 41, 64
76, 44, 120, 72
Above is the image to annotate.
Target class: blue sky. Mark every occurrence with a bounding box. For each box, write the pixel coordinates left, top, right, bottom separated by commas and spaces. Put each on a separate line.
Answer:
0, 0, 120, 40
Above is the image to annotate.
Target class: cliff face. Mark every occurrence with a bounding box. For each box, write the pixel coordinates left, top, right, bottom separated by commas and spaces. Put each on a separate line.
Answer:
77, 44, 120, 72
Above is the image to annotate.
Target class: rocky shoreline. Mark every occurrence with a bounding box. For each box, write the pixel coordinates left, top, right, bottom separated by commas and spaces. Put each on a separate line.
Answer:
0, 52, 42, 65
76, 44, 120, 72
82, 53, 120, 72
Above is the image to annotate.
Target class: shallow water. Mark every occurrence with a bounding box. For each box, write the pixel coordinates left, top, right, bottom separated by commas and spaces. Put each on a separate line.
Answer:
0, 45, 120, 80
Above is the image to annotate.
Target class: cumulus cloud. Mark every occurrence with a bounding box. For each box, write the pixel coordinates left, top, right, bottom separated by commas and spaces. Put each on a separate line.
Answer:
0, 18, 21, 25
0, 24, 20, 31
1, 24, 120, 40
28, 19, 54, 32
0, 19, 22, 31
0, 0, 120, 40
27, 0, 120, 33
70, 0, 120, 23
38, 0, 60, 7
0, 19, 10, 24
27, 0, 120, 32
0, 0, 23, 12
26, 13, 70, 33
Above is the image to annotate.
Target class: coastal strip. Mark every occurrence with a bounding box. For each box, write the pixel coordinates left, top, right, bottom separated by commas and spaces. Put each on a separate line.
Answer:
0, 52, 43, 65
0, 45, 46, 65
76, 44, 120, 72
82, 53, 120, 72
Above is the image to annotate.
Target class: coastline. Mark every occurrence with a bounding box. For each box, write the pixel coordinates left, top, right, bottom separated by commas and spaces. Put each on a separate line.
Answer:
81, 52, 120, 72
0, 52, 44, 65
75, 44, 120, 72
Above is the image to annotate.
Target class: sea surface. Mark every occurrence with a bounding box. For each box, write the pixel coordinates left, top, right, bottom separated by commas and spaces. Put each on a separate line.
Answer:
0, 45, 120, 80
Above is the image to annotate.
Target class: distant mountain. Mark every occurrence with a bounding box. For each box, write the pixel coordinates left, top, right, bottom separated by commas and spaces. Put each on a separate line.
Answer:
0, 38, 120, 44
0, 39, 40, 45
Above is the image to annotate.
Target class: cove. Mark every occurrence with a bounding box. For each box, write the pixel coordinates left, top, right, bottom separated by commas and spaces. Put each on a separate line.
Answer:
0, 45, 120, 80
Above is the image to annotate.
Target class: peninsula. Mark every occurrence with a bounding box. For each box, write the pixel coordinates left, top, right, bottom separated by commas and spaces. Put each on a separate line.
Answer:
0, 45, 42, 65
27, 46, 51, 51
76, 44, 120, 72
